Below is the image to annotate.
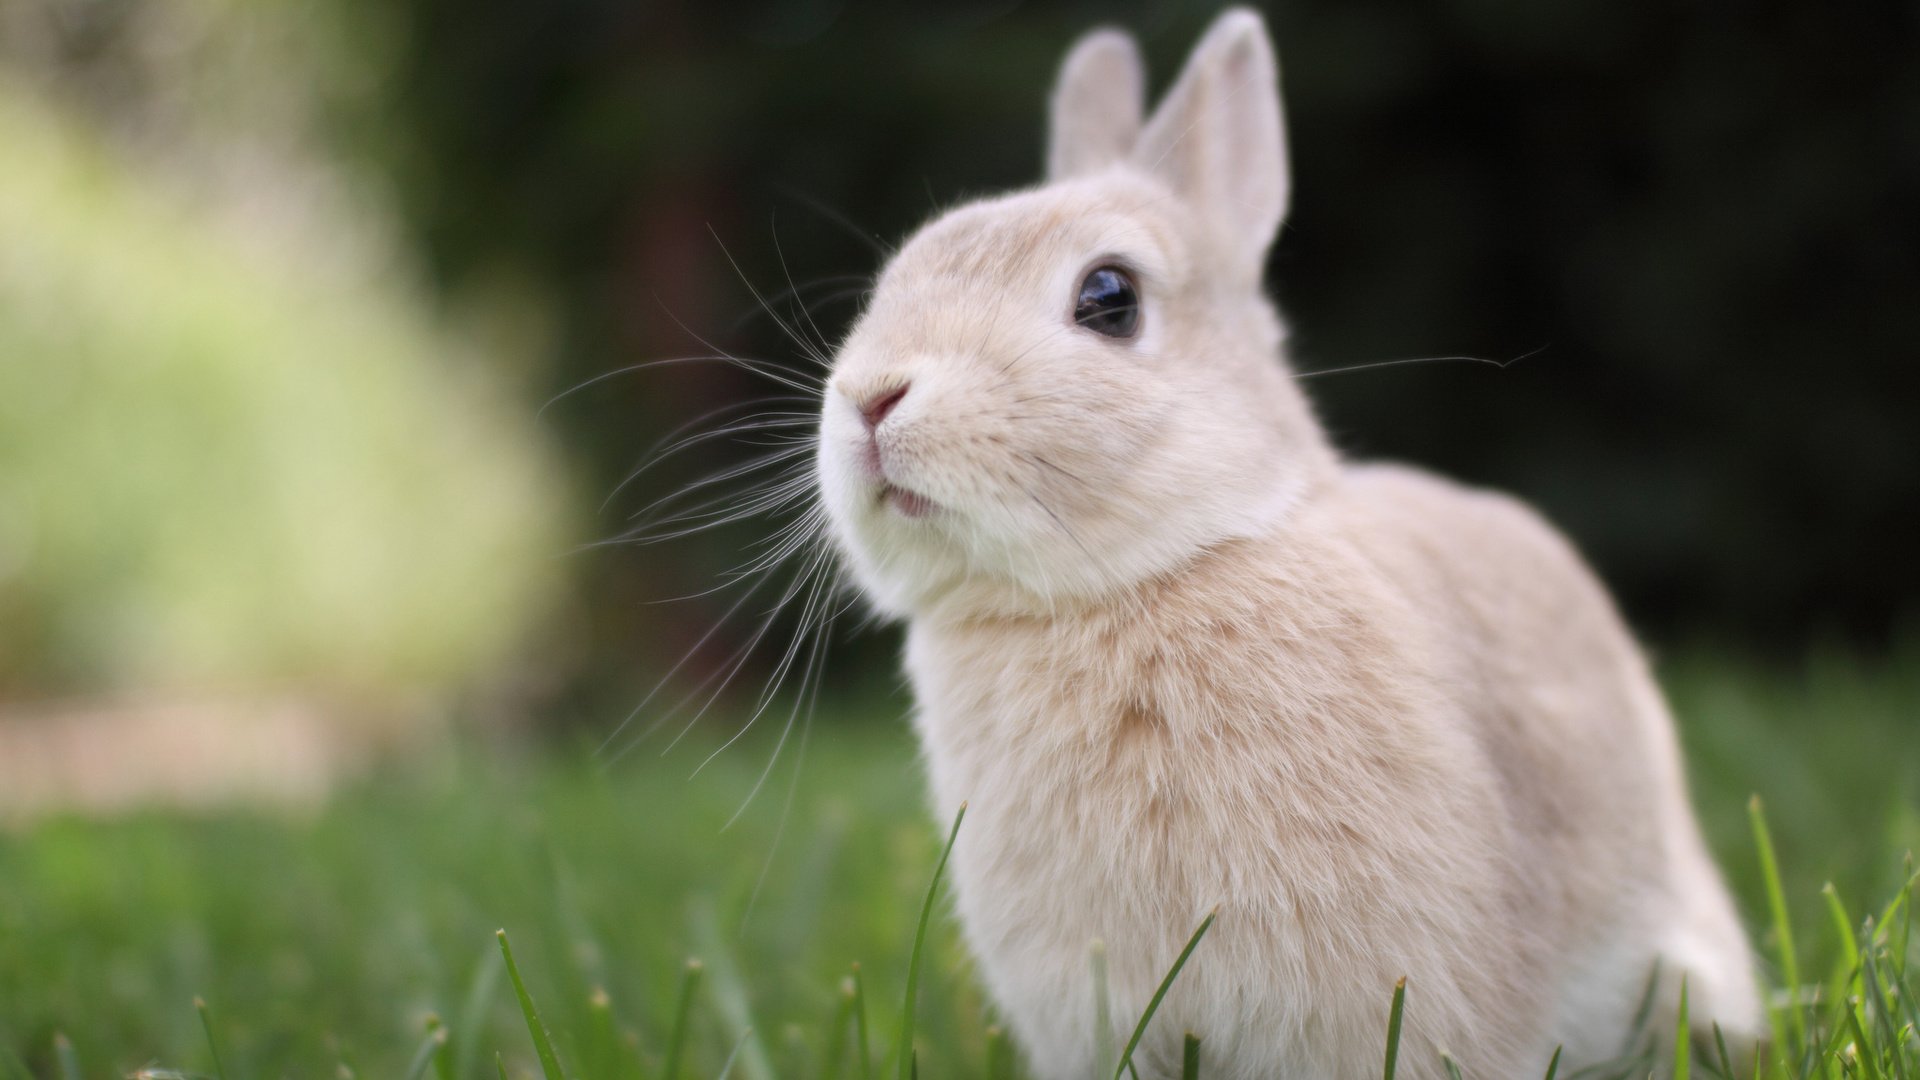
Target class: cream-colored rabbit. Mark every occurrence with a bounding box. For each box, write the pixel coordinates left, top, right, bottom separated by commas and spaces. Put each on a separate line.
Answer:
812, 9, 1759, 1077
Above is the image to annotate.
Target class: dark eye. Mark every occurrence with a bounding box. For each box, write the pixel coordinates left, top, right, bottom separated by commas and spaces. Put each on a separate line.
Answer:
1073, 265, 1140, 339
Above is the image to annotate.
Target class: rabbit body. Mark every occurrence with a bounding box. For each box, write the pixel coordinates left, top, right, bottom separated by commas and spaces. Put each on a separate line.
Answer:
907, 463, 1756, 1078
811, 9, 1759, 1076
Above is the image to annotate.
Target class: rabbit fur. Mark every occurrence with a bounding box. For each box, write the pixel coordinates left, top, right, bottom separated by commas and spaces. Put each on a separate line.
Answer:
810, 9, 1760, 1077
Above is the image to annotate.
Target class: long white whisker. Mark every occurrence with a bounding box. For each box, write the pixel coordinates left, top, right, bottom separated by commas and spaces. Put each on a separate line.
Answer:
1293, 344, 1547, 381
724, 272, 871, 336
734, 672, 815, 935
604, 583, 795, 765
594, 557, 788, 757
646, 543, 829, 762
612, 471, 818, 548
648, 506, 829, 604
689, 539, 836, 779
708, 224, 833, 370
771, 183, 895, 258
595, 485, 825, 761
602, 410, 816, 514
718, 621, 829, 842
541, 354, 818, 420
620, 446, 815, 529
651, 297, 827, 396
770, 213, 842, 368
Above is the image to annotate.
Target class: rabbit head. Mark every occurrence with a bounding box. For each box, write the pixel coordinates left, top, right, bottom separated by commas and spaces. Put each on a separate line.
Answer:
817, 9, 1336, 617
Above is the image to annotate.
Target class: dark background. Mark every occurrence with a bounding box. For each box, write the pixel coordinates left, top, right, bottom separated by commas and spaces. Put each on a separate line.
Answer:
342, 0, 1917, 696
21, 0, 1918, 708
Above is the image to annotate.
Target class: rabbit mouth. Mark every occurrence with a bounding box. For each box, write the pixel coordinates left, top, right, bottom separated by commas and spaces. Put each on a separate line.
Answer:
878, 483, 935, 519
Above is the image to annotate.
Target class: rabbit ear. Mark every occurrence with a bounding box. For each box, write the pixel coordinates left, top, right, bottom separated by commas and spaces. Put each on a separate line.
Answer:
1132, 8, 1290, 282
1047, 28, 1146, 181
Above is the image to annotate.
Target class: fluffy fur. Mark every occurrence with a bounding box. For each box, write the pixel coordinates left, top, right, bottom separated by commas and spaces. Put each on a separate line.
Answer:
811, 10, 1759, 1077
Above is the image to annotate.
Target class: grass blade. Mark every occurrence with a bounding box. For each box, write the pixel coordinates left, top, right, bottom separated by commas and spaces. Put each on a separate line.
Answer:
1619, 958, 1664, 1061
1441, 1052, 1464, 1080
585, 989, 616, 1080
194, 997, 229, 1080
688, 902, 774, 1080
53, 1034, 79, 1080
896, 803, 965, 1080
716, 1028, 753, 1080
985, 1025, 1012, 1080
851, 963, 872, 1080
1826, 883, 1868, 1012
1113, 909, 1218, 1079
1847, 1000, 1884, 1080
405, 1027, 450, 1080
823, 975, 857, 1080
428, 1015, 456, 1080
496, 1050, 511, 1080
1383, 977, 1407, 1080
497, 929, 567, 1080
1899, 861, 1916, 969
453, 947, 504, 1080
1862, 947, 1909, 1080
1092, 940, 1116, 1076
1181, 1034, 1200, 1080
663, 958, 704, 1080
1675, 976, 1691, 1080
1750, 796, 1806, 1055
1542, 1045, 1562, 1080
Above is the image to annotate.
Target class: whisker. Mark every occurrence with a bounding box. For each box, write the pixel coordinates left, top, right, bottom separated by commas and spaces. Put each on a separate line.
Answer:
541, 354, 817, 419
771, 182, 895, 259
1025, 488, 1097, 564
724, 505, 831, 578
724, 273, 871, 336
647, 506, 830, 604
708, 224, 833, 370
621, 446, 815, 528
658, 539, 836, 758
1293, 344, 1547, 381
770, 212, 845, 368
615, 471, 818, 548
728, 592, 835, 838
692, 541, 836, 782
602, 525, 827, 765
602, 407, 816, 514
651, 298, 828, 396
1022, 452, 1082, 485
735, 565, 846, 932
735, 673, 814, 934
594, 554, 793, 757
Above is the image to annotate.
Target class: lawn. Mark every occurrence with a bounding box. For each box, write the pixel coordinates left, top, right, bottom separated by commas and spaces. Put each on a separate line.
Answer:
2, 647, 1916, 1079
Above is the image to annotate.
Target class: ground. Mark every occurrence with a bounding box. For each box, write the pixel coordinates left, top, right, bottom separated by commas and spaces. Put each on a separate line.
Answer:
1, 646, 1915, 1078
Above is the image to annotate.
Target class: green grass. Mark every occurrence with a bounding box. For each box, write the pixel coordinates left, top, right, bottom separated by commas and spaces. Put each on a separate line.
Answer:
1, 648, 1916, 1077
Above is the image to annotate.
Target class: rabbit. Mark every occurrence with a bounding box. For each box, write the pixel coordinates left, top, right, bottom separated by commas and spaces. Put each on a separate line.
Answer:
809, 9, 1761, 1078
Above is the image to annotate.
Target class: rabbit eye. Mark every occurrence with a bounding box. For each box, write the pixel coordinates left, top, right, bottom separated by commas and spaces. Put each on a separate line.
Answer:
1073, 266, 1139, 339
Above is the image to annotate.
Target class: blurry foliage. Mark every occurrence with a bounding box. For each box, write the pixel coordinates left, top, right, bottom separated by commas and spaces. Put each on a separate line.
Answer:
0, 0, 569, 700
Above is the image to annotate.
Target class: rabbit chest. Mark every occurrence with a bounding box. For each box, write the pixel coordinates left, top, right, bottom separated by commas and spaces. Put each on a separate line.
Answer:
898, 536, 1531, 1075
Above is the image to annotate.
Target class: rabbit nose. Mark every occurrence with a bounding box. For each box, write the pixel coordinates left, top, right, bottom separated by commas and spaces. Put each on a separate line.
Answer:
858, 383, 910, 430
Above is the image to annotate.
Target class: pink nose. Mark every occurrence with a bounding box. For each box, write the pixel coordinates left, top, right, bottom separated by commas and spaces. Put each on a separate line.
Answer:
859, 383, 910, 430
